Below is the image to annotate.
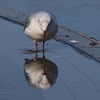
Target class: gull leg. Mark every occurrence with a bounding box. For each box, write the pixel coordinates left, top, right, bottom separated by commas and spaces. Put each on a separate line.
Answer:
43, 40, 45, 57
34, 41, 38, 58
43, 47, 45, 59
42, 31, 46, 57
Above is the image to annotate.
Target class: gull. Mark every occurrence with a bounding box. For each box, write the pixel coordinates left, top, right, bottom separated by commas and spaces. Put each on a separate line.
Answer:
24, 11, 58, 55
24, 58, 58, 90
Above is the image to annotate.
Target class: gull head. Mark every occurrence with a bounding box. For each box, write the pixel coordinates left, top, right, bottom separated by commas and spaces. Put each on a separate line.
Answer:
38, 74, 51, 90
38, 14, 51, 31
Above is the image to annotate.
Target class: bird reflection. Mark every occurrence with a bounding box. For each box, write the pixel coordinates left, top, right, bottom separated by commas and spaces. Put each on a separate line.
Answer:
23, 56, 58, 90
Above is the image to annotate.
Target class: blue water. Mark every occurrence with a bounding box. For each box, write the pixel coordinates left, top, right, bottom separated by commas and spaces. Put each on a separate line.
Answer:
0, 0, 100, 40
0, 1, 100, 100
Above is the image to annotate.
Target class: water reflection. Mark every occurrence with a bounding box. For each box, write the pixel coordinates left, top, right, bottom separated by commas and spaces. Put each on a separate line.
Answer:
23, 56, 58, 90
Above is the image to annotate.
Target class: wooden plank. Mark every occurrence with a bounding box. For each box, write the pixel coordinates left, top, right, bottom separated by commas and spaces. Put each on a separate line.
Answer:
55, 26, 100, 62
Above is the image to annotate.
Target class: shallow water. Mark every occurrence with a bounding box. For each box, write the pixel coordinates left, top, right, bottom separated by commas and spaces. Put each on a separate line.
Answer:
0, 1, 100, 100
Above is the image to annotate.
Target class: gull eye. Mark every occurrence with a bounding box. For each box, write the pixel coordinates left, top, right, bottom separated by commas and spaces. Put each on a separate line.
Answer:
47, 19, 52, 28
38, 75, 43, 84
40, 77, 42, 81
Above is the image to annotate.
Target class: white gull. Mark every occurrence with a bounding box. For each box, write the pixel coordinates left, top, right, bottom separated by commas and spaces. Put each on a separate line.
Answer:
24, 11, 58, 53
